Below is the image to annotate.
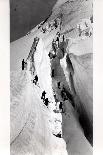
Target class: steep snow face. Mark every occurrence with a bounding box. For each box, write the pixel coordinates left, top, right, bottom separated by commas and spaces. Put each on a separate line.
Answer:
60, 52, 93, 143
69, 53, 93, 125
10, 72, 68, 155
10, 0, 93, 154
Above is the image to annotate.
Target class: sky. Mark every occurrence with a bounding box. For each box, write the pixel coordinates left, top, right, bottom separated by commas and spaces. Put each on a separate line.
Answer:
10, 0, 57, 42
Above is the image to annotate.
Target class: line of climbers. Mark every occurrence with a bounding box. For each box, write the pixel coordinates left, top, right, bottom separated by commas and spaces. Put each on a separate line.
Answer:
41, 91, 50, 107
48, 32, 75, 138
38, 17, 62, 34
48, 31, 68, 60
22, 30, 73, 109
21, 29, 74, 138
40, 87, 72, 114
22, 37, 39, 73
22, 37, 40, 87
40, 32, 74, 139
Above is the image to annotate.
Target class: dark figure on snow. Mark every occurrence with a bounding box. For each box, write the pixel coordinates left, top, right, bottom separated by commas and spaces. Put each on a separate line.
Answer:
62, 35, 65, 41
48, 52, 56, 59
44, 98, 49, 107
51, 69, 55, 77
57, 81, 61, 89
59, 102, 62, 110
54, 19, 58, 29
22, 59, 27, 70
48, 52, 53, 59
90, 15, 93, 23
22, 59, 25, 70
33, 75, 38, 85
53, 132, 62, 138
56, 37, 59, 48
61, 87, 68, 101
42, 27, 46, 33
56, 32, 60, 37
59, 102, 65, 113
41, 91, 46, 101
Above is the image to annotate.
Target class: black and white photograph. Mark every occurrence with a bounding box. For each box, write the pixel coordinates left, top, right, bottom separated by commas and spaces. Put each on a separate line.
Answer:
10, 0, 93, 154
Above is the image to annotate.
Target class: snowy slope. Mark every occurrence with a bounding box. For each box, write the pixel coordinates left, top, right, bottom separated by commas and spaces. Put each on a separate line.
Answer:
10, 0, 93, 154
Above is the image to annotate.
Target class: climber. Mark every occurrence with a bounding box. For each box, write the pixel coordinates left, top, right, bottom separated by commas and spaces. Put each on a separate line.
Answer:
43, 98, 49, 107
52, 39, 57, 55
51, 69, 55, 77
56, 32, 60, 37
90, 15, 93, 23
48, 47, 56, 59
42, 27, 46, 33
61, 87, 68, 101
22, 59, 27, 70
22, 59, 25, 70
57, 81, 61, 89
63, 35, 65, 41
78, 24, 82, 36
56, 36, 59, 48
41, 91, 46, 101
54, 19, 58, 29
33, 75, 38, 85
53, 131, 62, 138
48, 52, 54, 59
50, 20, 55, 31
59, 102, 64, 113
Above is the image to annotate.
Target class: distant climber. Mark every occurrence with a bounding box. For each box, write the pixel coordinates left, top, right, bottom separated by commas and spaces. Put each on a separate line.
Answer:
22, 59, 27, 70
51, 69, 55, 77
41, 91, 46, 101
43, 98, 49, 107
48, 52, 54, 59
53, 19, 58, 29
56, 32, 60, 37
61, 87, 68, 101
57, 81, 61, 89
52, 39, 57, 55
90, 15, 93, 23
53, 131, 62, 138
33, 75, 38, 85
62, 35, 65, 41
22, 59, 25, 70
42, 27, 46, 33
59, 102, 64, 113
56, 36, 59, 48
